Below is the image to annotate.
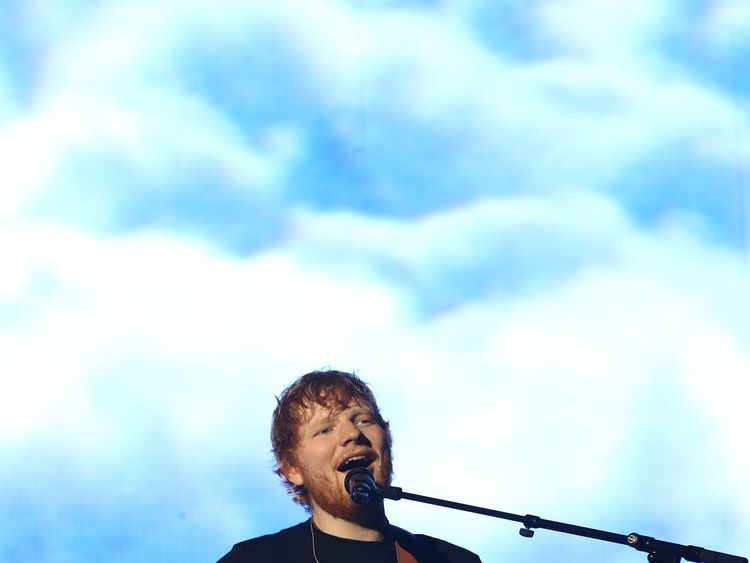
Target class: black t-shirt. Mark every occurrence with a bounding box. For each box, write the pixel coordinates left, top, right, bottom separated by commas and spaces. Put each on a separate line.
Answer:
217, 519, 481, 563
312, 523, 398, 563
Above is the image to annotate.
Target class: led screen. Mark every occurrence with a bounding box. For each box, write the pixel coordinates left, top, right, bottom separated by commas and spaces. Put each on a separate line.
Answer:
1, 1, 748, 562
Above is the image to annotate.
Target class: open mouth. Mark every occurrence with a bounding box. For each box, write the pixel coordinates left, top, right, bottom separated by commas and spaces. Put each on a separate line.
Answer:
337, 454, 375, 473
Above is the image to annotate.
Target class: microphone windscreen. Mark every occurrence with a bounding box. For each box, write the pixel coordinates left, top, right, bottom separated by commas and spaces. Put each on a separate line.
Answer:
344, 467, 377, 505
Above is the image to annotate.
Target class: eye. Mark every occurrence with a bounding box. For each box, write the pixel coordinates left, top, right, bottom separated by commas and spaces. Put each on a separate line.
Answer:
355, 416, 373, 425
314, 426, 333, 436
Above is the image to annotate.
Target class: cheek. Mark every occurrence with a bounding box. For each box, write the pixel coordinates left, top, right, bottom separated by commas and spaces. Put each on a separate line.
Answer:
376, 426, 388, 445
302, 442, 336, 469
367, 428, 388, 455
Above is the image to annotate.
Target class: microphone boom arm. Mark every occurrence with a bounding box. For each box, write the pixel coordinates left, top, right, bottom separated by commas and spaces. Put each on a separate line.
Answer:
376, 484, 747, 563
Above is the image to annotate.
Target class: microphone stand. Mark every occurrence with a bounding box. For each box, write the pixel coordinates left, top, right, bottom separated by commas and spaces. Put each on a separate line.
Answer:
375, 484, 748, 563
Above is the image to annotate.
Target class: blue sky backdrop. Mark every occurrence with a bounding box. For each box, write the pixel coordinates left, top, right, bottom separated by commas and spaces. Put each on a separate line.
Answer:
1, 1, 749, 562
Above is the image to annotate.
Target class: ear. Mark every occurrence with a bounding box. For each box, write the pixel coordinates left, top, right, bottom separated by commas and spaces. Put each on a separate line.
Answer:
282, 462, 304, 487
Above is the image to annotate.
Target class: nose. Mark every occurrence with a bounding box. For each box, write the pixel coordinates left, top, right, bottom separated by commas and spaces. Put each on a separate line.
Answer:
339, 419, 362, 445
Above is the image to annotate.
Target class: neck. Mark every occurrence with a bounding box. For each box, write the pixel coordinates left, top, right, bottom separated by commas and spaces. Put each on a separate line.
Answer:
310, 507, 389, 541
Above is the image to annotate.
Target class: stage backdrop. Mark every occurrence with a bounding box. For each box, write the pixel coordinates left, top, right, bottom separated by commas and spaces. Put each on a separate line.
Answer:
1, 1, 748, 562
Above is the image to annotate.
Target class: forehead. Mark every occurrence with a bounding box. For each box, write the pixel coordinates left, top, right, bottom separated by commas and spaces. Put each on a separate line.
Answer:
298, 398, 371, 424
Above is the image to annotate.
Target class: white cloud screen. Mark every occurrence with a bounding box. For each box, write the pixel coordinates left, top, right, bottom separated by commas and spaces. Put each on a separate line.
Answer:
1, 1, 749, 562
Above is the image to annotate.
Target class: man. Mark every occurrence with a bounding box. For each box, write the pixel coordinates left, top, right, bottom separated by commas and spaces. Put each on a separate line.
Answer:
218, 369, 482, 562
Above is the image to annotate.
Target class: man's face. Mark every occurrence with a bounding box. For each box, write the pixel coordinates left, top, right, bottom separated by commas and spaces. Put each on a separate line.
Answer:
284, 399, 392, 523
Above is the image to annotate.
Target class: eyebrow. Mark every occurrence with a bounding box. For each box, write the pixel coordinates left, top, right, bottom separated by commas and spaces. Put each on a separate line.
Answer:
308, 405, 373, 425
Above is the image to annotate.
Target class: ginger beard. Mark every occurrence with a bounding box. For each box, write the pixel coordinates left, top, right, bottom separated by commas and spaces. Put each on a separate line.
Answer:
301, 448, 393, 526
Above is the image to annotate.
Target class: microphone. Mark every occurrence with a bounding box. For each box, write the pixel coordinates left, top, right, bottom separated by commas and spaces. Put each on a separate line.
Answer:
344, 467, 378, 505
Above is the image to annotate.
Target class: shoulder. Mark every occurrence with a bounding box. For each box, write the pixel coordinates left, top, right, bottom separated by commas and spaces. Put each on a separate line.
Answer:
391, 525, 482, 563
217, 521, 309, 563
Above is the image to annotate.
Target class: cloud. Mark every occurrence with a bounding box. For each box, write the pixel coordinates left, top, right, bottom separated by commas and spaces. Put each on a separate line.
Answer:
0, 65, 15, 121
696, 0, 750, 53
285, 189, 632, 313
532, 0, 675, 59
1, 77, 300, 248
284, 187, 750, 315
2, 0, 745, 248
